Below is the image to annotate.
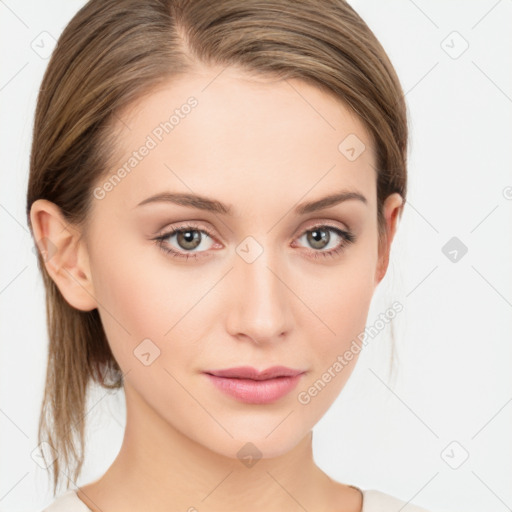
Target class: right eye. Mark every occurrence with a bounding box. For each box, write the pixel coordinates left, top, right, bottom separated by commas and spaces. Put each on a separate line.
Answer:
153, 223, 217, 260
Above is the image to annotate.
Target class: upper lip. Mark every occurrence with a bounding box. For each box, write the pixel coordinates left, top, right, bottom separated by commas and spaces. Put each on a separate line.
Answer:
205, 366, 305, 381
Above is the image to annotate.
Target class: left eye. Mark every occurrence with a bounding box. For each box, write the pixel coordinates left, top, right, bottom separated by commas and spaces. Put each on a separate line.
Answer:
298, 226, 353, 253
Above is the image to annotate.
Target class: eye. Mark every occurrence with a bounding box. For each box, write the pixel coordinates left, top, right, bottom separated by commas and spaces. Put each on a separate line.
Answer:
152, 222, 356, 262
152, 223, 216, 261
293, 224, 356, 259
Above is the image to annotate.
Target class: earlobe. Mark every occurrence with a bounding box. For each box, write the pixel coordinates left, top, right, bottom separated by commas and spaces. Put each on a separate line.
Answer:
375, 193, 404, 285
30, 199, 98, 311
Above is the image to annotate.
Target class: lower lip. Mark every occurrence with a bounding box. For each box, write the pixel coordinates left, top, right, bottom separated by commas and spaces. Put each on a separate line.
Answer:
205, 373, 304, 404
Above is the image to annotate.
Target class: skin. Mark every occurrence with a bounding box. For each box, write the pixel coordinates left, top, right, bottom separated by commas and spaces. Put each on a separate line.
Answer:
31, 65, 403, 512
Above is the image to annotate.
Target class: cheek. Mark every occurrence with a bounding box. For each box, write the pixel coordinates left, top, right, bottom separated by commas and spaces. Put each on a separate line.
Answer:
87, 232, 210, 374
307, 236, 377, 343
323, 266, 375, 339
297, 234, 377, 402
294, 275, 375, 416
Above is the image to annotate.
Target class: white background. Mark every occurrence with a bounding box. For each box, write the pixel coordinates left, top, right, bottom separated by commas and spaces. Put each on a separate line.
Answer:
1, 1, 511, 511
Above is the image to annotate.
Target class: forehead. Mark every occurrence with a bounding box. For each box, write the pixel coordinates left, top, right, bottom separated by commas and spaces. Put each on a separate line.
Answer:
97, 67, 376, 214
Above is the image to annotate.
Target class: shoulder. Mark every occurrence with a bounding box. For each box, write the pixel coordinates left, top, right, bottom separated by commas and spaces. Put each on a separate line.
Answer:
361, 489, 432, 512
40, 490, 92, 512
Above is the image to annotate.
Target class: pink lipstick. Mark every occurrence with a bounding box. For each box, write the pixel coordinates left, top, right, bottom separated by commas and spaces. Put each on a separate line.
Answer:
204, 366, 305, 404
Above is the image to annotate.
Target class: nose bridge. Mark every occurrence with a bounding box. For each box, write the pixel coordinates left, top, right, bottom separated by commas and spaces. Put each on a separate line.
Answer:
227, 238, 291, 343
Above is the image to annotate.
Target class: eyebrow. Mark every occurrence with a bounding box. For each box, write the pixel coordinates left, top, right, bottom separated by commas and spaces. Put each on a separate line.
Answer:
135, 189, 367, 215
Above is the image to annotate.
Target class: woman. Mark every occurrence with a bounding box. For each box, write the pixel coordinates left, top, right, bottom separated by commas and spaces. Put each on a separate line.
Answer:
28, 0, 439, 510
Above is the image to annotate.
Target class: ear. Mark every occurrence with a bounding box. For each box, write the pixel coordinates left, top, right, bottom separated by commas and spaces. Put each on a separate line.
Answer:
375, 192, 404, 285
30, 199, 97, 311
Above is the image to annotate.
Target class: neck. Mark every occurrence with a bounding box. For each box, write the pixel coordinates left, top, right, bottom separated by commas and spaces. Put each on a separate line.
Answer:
77, 381, 361, 512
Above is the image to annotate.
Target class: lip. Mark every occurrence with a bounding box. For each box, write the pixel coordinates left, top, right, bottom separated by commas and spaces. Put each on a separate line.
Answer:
204, 366, 306, 404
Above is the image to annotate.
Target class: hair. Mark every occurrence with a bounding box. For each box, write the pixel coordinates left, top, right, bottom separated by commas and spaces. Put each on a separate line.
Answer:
26, 0, 408, 497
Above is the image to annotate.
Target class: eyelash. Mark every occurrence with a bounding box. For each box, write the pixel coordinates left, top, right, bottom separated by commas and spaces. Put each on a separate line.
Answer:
152, 222, 356, 261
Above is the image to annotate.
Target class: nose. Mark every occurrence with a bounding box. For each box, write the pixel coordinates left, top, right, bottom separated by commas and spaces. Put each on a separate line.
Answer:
225, 245, 293, 345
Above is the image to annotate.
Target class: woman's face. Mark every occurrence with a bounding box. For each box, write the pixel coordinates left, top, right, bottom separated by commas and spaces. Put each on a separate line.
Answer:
68, 67, 401, 459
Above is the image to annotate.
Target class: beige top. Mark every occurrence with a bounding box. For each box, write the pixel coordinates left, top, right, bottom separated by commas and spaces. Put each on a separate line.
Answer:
41, 487, 433, 511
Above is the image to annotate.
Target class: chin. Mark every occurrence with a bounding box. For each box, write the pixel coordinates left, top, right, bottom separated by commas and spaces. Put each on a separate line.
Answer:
198, 424, 308, 463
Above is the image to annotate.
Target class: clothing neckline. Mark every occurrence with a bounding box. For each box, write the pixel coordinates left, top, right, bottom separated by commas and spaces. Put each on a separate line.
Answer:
70, 486, 366, 512
348, 484, 365, 511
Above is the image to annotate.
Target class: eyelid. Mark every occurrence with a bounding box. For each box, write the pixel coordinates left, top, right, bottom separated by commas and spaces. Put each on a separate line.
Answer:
297, 218, 351, 235
155, 218, 351, 243
155, 220, 215, 239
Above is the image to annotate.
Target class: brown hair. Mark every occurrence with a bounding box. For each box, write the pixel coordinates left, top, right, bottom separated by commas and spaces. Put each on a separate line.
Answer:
26, 0, 407, 496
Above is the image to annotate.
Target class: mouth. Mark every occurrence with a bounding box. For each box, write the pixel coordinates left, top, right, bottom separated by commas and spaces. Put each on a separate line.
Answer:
204, 365, 305, 380
203, 366, 306, 404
